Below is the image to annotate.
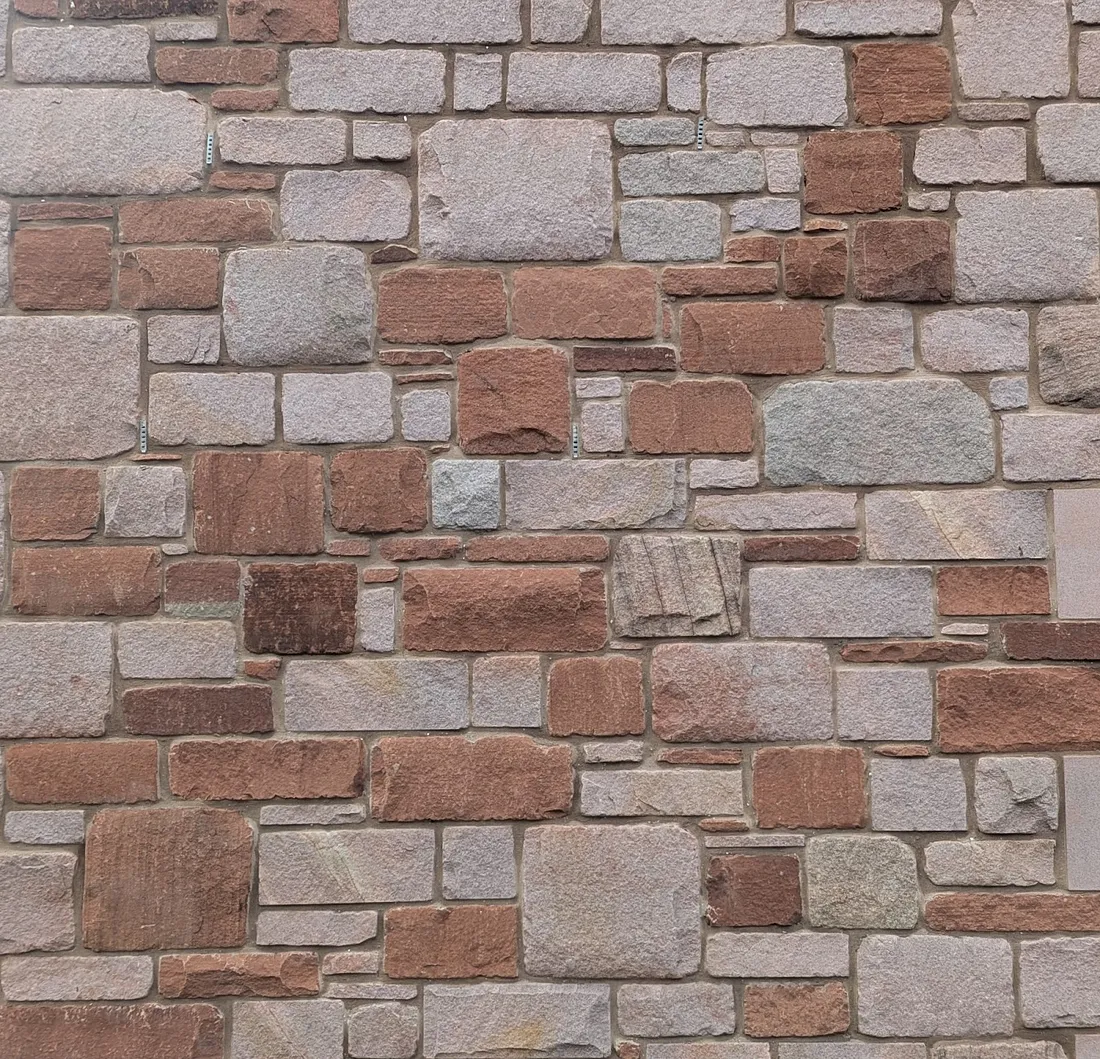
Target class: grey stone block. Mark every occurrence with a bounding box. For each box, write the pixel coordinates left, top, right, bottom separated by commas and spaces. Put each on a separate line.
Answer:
508, 52, 661, 112
618, 983, 737, 1037
104, 466, 186, 539
837, 668, 933, 741
148, 372, 276, 446
402, 389, 451, 441
602, 0, 785, 43
795, 0, 942, 35
1020, 938, 1100, 1027
871, 757, 968, 832
282, 372, 393, 444
833, 307, 914, 374
614, 118, 696, 146
922, 308, 1030, 373
0, 955, 152, 1002
117, 621, 237, 679
764, 380, 994, 486
471, 655, 543, 728
532, 0, 592, 41
289, 48, 445, 113
975, 756, 1058, 834
730, 197, 802, 232
1039, 305, 1100, 406
707, 932, 849, 979
349, 0, 521, 43
352, 121, 413, 160
256, 910, 378, 947
147, 315, 221, 365
0, 852, 76, 954
232, 1001, 344, 1059
358, 588, 395, 653
914, 127, 1027, 185
579, 769, 744, 817
224, 247, 374, 367
348, 1004, 419, 1059
419, 119, 613, 261
432, 459, 501, 530
924, 839, 1057, 886
806, 835, 920, 929
619, 151, 765, 196
696, 492, 856, 530
218, 116, 347, 165
13, 26, 150, 83
282, 170, 411, 242
4, 811, 85, 846
619, 200, 722, 261
442, 826, 517, 900
453, 53, 503, 110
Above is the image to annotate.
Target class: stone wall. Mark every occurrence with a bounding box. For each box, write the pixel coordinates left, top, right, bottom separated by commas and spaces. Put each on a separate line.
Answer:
0, 0, 1099, 1053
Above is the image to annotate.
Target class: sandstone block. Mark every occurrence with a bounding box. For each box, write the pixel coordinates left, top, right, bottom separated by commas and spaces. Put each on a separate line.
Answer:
12, 546, 161, 617
4, 811, 86, 846
914, 126, 1028, 185
348, 1003, 419, 1059
218, 116, 346, 164
379, 267, 507, 343
854, 219, 952, 301
472, 655, 542, 728
706, 854, 802, 928
602, 0, 784, 43
147, 315, 221, 365
508, 52, 660, 112
0, 852, 76, 953
619, 983, 737, 1038
442, 826, 516, 900
806, 835, 919, 929
159, 952, 318, 999
707, 933, 848, 979
548, 656, 643, 736
796, 0, 942, 35
580, 769, 743, 817
619, 200, 722, 260
871, 757, 968, 831
13, 224, 112, 310
743, 983, 850, 1038
10, 467, 99, 542
925, 838, 1057, 887
255, 910, 377, 947
852, 42, 952, 124
921, 308, 1031, 373
454, 52, 503, 109
1039, 305, 1100, 406
282, 372, 392, 445
804, 132, 903, 214
620, 150, 765, 196
833, 307, 914, 372
753, 747, 865, 829
6, 740, 156, 805
105, 466, 186, 538
288, 48, 444, 112
232, 1000, 343, 1059
385, 905, 517, 979
681, 302, 825, 375
837, 668, 933, 741
2, 954, 152, 1001
149, 372, 276, 447
975, 756, 1058, 834
349, 0, 521, 42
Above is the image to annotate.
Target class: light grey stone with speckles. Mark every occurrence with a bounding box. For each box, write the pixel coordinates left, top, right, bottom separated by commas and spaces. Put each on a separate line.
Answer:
4, 811, 85, 846
432, 460, 500, 530
443, 826, 517, 900
806, 835, 919, 929
349, 0, 521, 43
619, 200, 723, 261
0, 852, 76, 954
975, 756, 1059, 834
871, 757, 968, 831
618, 983, 737, 1037
233, 1000, 344, 1059
149, 372, 275, 446
602, 0, 785, 43
707, 932, 850, 979
282, 171, 411, 242
921, 308, 1030, 373
1, 955, 152, 1001
289, 49, 445, 113
218, 116, 346, 165
117, 620, 237, 679
1020, 938, 1100, 1028
256, 910, 378, 947
148, 315, 221, 365
925, 839, 1057, 886
348, 1003, 419, 1059
282, 372, 393, 444
13, 26, 150, 83
532, 0, 592, 41
508, 52, 661, 112
105, 466, 186, 539
1039, 305, 1100, 406
796, 0, 942, 35
619, 151, 765, 196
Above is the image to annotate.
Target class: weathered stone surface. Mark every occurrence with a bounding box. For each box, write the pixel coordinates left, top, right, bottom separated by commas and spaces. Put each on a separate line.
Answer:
13, 25, 150, 82
629, 380, 755, 453
0, 1004, 224, 1059
243, 562, 358, 655
580, 769, 743, 817
620, 200, 723, 261
866, 489, 1048, 560
548, 656, 643, 736
706, 854, 802, 928
1, 955, 152, 1001
403, 390, 452, 443
420, 120, 613, 261
914, 127, 1027, 185
6, 740, 157, 805
532, 0, 592, 41
458, 347, 570, 455
442, 826, 516, 899
283, 372, 393, 445
0, 622, 112, 737
255, 910, 377, 947
14, 224, 112, 310
857, 935, 1015, 1037
123, 685, 272, 736
169, 738, 364, 801
404, 567, 606, 652
928, 891, 1100, 932
796, 0, 942, 35
975, 756, 1058, 834
938, 666, 1100, 752
620, 151, 764, 196
750, 566, 933, 638
707, 933, 849, 979
259, 829, 434, 904
854, 219, 952, 301
1040, 104, 1100, 182
1020, 939, 1100, 1027
348, 1002, 419, 1059
288, 49, 444, 113
0, 89, 204, 194
853, 42, 953, 125
353, 121, 413, 160
1004, 415, 1100, 482
105, 466, 186, 539
0, 317, 139, 460
952, 0, 1070, 99
833, 307, 914, 373
371, 735, 572, 821
871, 757, 968, 831
0, 852, 76, 953
602, 0, 783, 43
471, 655, 542, 728
9, 468, 98, 543
696, 493, 856, 531
423, 984, 611, 1059
12, 545, 160, 617
1038, 306, 1100, 406
384, 905, 517, 979
523, 824, 701, 978
508, 52, 660, 112
380, 268, 507, 343
806, 835, 919, 929
147, 315, 221, 365
924, 839, 1057, 887
764, 380, 994, 486
159, 952, 318, 999
804, 132, 902, 214
652, 642, 832, 742
348, 0, 520, 42
611, 535, 740, 637
149, 372, 276, 447
743, 982, 850, 1038
282, 170, 411, 243
218, 116, 346, 164
837, 668, 933, 741
619, 983, 737, 1038
955, 190, 1100, 302
83, 809, 253, 951
4, 811, 86, 846
232, 1000, 344, 1059
284, 658, 467, 731
228, 0, 338, 41
707, 46, 847, 127
454, 52, 503, 110
224, 247, 374, 366
753, 747, 865, 829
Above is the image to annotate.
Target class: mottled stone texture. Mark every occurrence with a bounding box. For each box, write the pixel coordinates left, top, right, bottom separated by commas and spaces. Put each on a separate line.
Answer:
0, 0, 1093, 1046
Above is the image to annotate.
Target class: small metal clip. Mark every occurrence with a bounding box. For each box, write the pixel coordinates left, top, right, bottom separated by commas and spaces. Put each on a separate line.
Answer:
205, 132, 214, 167
696, 116, 705, 150
572, 423, 580, 459
139, 416, 148, 454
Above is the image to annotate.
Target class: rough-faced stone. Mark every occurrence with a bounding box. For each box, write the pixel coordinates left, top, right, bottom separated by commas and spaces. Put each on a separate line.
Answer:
123, 685, 272, 737
288, 49, 445, 113
1019, 939, 1100, 1028
0, 88, 204, 195
854, 219, 952, 302
975, 756, 1058, 834
379, 267, 507, 343
652, 642, 832, 742
6, 740, 158, 805
865, 489, 1048, 560
952, 0, 1070, 99
619, 200, 723, 261
228, 0, 339, 41
1039, 305, 1100, 406
507, 52, 660, 112
403, 567, 607, 652
706, 855, 802, 928
104, 466, 186, 539
423, 984, 611, 1059
232, 1000, 344, 1059
0, 622, 112, 738
921, 307, 1031, 373
857, 935, 1015, 1037
159, 952, 318, 999
548, 656, 643, 736
217, 116, 347, 164
619, 983, 738, 1038
707, 933, 849, 980
629, 380, 754, 453
348, 1003, 420, 1059
13, 225, 112, 310
955, 189, 1100, 302
1039, 104, 1100, 182
852, 42, 953, 125
602, 0, 784, 43
147, 315, 222, 365
83, 809, 253, 951
681, 302, 826, 375
10, 467, 100, 542
442, 826, 517, 900
224, 247, 374, 366
0, 1004, 223, 1059
419, 120, 613, 261
0, 852, 76, 953
796, 0, 942, 35
1, 955, 153, 1002
0, 316, 139, 460
806, 835, 919, 929
12, 546, 161, 617
708, 46, 846, 126
611, 535, 740, 637
753, 747, 866, 829
256, 910, 378, 947
454, 52, 503, 109
523, 824, 700, 978
924, 839, 1057, 887
243, 563, 358, 655
330, 448, 427, 534
804, 132, 903, 214
149, 372, 276, 447
695, 493, 857, 531
258, 829, 434, 905
193, 452, 324, 556
914, 126, 1028, 185
743, 982, 850, 1038
282, 170, 411, 243
619, 150, 765, 196
764, 380, 994, 486
871, 757, 967, 832
284, 658, 467, 732
371, 735, 573, 821
580, 769, 744, 817
837, 668, 933, 741
750, 566, 934, 638
13, 25, 150, 82
349, 0, 521, 42
458, 347, 570, 454
384, 905, 518, 979
4, 811, 86, 846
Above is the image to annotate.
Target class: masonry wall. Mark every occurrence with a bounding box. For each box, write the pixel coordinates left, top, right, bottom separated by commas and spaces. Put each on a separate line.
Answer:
1, 0, 1100, 1053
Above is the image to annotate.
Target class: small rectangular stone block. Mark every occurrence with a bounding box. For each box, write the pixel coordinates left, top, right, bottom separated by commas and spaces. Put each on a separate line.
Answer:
707, 932, 849, 978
